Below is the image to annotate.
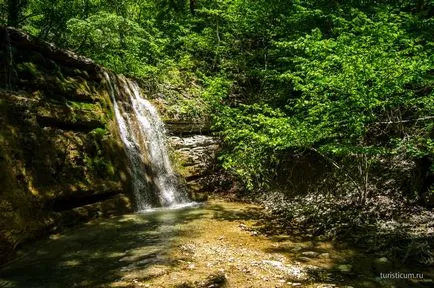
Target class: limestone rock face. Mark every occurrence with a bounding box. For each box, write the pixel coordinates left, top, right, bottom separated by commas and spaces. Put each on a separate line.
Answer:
165, 121, 212, 136
168, 135, 221, 195
0, 27, 132, 264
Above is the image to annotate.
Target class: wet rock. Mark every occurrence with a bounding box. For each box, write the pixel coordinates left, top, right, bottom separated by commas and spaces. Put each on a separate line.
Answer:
190, 192, 209, 202
319, 253, 330, 259
202, 272, 227, 287
170, 137, 219, 177
296, 257, 312, 263
337, 264, 352, 273
301, 251, 319, 258
374, 257, 392, 271
376, 257, 389, 263
262, 260, 285, 269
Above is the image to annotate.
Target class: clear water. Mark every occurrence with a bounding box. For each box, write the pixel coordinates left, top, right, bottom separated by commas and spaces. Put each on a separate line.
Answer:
1, 199, 431, 288
104, 72, 188, 210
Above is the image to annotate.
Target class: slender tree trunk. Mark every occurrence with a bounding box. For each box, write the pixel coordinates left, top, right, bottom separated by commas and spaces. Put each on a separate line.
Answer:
7, 0, 28, 27
7, 0, 20, 27
190, 0, 197, 15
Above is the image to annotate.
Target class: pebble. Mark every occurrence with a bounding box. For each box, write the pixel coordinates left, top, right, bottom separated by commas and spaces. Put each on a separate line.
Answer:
376, 257, 389, 263
319, 253, 330, 258
301, 251, 319, 257
262, 260, 285, 269
337, 264, 352, 273
296, 257, 312, 262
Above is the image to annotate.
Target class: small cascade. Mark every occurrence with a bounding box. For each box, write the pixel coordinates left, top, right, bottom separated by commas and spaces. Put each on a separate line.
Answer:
104, 72, 189, 210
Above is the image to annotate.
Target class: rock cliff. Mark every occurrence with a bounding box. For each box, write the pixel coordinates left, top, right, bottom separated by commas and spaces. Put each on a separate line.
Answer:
0, 27, 132, 264
168, 134, 220, 200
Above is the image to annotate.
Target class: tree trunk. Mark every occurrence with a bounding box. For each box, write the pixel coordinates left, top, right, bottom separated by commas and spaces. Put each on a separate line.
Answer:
7, 0, 27, 27
190, 0, 197, 15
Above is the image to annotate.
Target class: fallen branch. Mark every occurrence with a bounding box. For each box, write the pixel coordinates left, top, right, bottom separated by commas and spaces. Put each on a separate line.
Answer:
309, 147, 363, 198
376, 116, 434, 125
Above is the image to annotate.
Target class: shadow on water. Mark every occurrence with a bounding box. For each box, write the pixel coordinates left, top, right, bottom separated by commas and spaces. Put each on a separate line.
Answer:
1, 199, 433, 288
254, 217, 434, 288
0, 207, 206, 288
193, 201, 434, 288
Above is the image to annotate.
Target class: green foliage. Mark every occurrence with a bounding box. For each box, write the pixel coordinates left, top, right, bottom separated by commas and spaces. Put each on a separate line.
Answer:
214, 103, 315, 189
65, 11, 164, 77
90, 127, 107, 140
0, 0, 6, 25
278, 9, 433, 145
5, 0, 434, 191
211, 4, 434, 190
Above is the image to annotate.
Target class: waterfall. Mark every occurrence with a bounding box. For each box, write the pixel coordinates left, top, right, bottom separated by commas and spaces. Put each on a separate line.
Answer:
104, 72, 189, 211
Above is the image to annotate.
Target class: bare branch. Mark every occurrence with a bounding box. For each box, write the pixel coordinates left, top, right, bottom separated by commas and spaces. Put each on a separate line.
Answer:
375, 116, 434, 125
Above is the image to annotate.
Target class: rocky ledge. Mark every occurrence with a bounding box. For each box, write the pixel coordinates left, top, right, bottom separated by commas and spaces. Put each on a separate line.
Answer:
169, 135, 221, 200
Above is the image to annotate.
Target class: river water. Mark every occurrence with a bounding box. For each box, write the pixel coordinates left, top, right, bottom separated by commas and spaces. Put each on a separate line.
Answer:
0, 199, 432, 288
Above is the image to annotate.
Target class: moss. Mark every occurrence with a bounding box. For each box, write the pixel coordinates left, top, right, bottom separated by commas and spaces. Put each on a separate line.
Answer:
168, 149, 189, 177
70, 68, 89, 79
72, 68, 82, 75
21, 53, 63, 80
29, 52, 47, 67
67, 100, 96, 111
47, 60, 63, 78
90, 127, 107, 139
42, 76, 96, 102
86, 155, 116, 178
76, 80, 92, 95
16, 62, 40, 78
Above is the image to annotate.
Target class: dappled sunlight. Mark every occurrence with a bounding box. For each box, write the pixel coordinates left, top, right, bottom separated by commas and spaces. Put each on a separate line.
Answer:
1, 198, 433, 287
0, 205, 206, 287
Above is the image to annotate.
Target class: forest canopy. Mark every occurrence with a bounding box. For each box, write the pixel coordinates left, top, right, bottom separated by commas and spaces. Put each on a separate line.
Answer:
1, 0, 433, 193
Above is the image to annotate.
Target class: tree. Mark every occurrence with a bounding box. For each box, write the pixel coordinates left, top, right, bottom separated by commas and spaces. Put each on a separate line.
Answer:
190, 0, 196, 15
7, 0, 27, 27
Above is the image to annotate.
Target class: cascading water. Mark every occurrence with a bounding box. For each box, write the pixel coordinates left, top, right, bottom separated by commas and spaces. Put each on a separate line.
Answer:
104, 72, 189, 211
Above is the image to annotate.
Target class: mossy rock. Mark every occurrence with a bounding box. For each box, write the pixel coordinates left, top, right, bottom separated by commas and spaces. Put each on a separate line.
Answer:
190, 192, 208, 202
16, 62, 41, 79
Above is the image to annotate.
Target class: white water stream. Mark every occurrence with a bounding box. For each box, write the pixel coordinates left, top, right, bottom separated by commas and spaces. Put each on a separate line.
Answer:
104, 72, 189, 211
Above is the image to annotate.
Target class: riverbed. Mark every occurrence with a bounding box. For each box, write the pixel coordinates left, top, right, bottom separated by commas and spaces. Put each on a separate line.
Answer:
0, 198, 432, 287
